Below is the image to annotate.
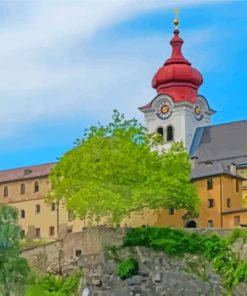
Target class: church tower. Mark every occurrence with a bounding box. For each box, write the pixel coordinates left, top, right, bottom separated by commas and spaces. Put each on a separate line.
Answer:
139, 17, 216, 151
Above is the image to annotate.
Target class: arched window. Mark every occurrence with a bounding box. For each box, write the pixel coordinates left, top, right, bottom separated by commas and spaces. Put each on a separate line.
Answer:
157, 127, 164, 137
166, 125, 174, 142
34, 181, 39, 192
156, 127, 164, 143
3, 186, 8, 197
35, 204, 41, 213
20, 209, 25, 219
20, 184, 25, 194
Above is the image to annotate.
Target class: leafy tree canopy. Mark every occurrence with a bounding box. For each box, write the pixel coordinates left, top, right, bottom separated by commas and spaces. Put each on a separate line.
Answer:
0, 205, 29, 296
47, 110, 199, 223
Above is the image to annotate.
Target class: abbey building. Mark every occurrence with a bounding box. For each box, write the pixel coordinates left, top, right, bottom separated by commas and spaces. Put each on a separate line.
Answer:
0, 21, 247, 239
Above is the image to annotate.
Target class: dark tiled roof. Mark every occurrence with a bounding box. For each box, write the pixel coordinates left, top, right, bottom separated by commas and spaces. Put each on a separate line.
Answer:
0, 162, 56, 183
190, 120, 247, 165
191, 163, 245, 180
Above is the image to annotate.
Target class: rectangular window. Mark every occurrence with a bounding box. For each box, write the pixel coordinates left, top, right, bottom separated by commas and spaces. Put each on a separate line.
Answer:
207, 178, 213, 190
35, 204, 41, 214
67, 226, 73, 233
51, 203, 56, 211
75, 249, 82, 257
234, 215, 240, 226
49, 226, 55, 236
207, 199, 214, 208
236, 180, 239, 192
35, 228, 41, 238
169, 208, 174, 215
68, 210, 75, 222
207, 220, 214, 228
227, 198, 231, 208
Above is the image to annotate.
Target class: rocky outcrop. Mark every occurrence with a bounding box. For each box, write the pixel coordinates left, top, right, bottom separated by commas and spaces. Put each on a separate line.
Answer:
80, 247, 227, 296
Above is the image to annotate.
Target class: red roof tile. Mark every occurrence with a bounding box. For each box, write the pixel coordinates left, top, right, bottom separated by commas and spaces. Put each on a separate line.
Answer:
0, 162, 56, 183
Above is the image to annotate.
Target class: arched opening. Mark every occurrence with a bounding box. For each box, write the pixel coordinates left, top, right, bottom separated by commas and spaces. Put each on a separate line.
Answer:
157, 127, 164, 137
185, 220, 197, 228
166, 125, 174, 142
3, 186, 8, 197
34, 181, 39, 192
20, 184, 25, 195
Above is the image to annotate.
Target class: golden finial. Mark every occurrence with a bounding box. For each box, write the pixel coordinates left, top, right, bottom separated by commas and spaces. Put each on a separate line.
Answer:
173, 8, 179, 29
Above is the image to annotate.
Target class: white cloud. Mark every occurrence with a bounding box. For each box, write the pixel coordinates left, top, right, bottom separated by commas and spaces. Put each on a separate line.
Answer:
0, 0, 231, 140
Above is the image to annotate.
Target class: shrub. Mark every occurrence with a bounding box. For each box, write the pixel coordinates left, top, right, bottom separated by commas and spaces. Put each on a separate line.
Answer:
117, 258, 138, 280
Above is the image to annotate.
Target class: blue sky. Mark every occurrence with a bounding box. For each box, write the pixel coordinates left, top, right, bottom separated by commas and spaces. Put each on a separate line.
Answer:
0, 0, 246, 170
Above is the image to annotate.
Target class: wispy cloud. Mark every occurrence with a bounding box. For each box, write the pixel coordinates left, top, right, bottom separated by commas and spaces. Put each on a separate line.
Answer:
0, 0, 231, 140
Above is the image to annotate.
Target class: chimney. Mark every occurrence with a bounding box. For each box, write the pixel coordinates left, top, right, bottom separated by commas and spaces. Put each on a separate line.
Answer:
190, 156, 198, 169
230, 163, 236, 175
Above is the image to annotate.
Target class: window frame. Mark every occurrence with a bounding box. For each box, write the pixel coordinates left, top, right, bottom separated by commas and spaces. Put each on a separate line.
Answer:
49, 226, 55, 236
20, 183, 25, 195
20, 209, 25, 219
34, 181, 39, 193
168, 208, 174, 215
207, 178, 213, 190
3, 186, 8, 197
207, 220, 214, 228
35, 228, 41, 238
234, 215, 240, 226
166, 125, 174, 142
207, 199, 214, 208
35, 204, 41, 214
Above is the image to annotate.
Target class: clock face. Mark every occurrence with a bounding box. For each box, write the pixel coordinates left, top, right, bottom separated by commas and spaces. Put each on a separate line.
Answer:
156, 101, 172, 119
194, 105, 203, 121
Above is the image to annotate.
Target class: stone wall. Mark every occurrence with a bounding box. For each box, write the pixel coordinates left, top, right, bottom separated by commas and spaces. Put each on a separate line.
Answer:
21, 227, 126, 272
21, 240, 62, 272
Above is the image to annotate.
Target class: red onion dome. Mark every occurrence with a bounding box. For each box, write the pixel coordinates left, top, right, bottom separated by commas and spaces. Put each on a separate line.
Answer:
152, 29, 203, 103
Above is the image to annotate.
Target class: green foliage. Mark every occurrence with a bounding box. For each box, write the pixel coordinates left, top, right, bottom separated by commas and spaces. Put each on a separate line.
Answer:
0, 205, 30, 296
123, 227, 204, 256
47, 110, 199, 223
123, 227, 247, 289
228, 228, 247, 243
117, 258, 138, 280
25, 272, 81, 296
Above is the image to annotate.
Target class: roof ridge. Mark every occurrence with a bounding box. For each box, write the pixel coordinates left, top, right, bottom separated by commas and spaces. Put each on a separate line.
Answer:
209, 119, 247, 128
0, 162, 57, 173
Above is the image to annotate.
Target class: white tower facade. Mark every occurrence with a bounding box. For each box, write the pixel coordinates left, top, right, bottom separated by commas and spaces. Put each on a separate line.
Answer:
140, 94, 215, 151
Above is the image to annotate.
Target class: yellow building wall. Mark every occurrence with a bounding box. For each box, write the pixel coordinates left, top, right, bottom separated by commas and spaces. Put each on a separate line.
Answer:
221, 176, 242, 211
193, 177, 222, 228
121, 208, 185, 228
193, 175, 243, 228
223, 211, 247, 228
237, 167, 247, 206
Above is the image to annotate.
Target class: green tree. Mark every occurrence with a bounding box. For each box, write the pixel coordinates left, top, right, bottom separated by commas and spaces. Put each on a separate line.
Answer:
47, 110, 199, 224
0, 205, 29, 296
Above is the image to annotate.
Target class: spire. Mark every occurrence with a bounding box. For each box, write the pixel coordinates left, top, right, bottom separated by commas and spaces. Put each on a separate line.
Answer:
151, 12, 203, 103
173, 8, 179, 29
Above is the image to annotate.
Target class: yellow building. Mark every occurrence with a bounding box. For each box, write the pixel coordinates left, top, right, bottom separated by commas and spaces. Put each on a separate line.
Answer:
0, 163, 84, 240
1, 160, 246, 240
